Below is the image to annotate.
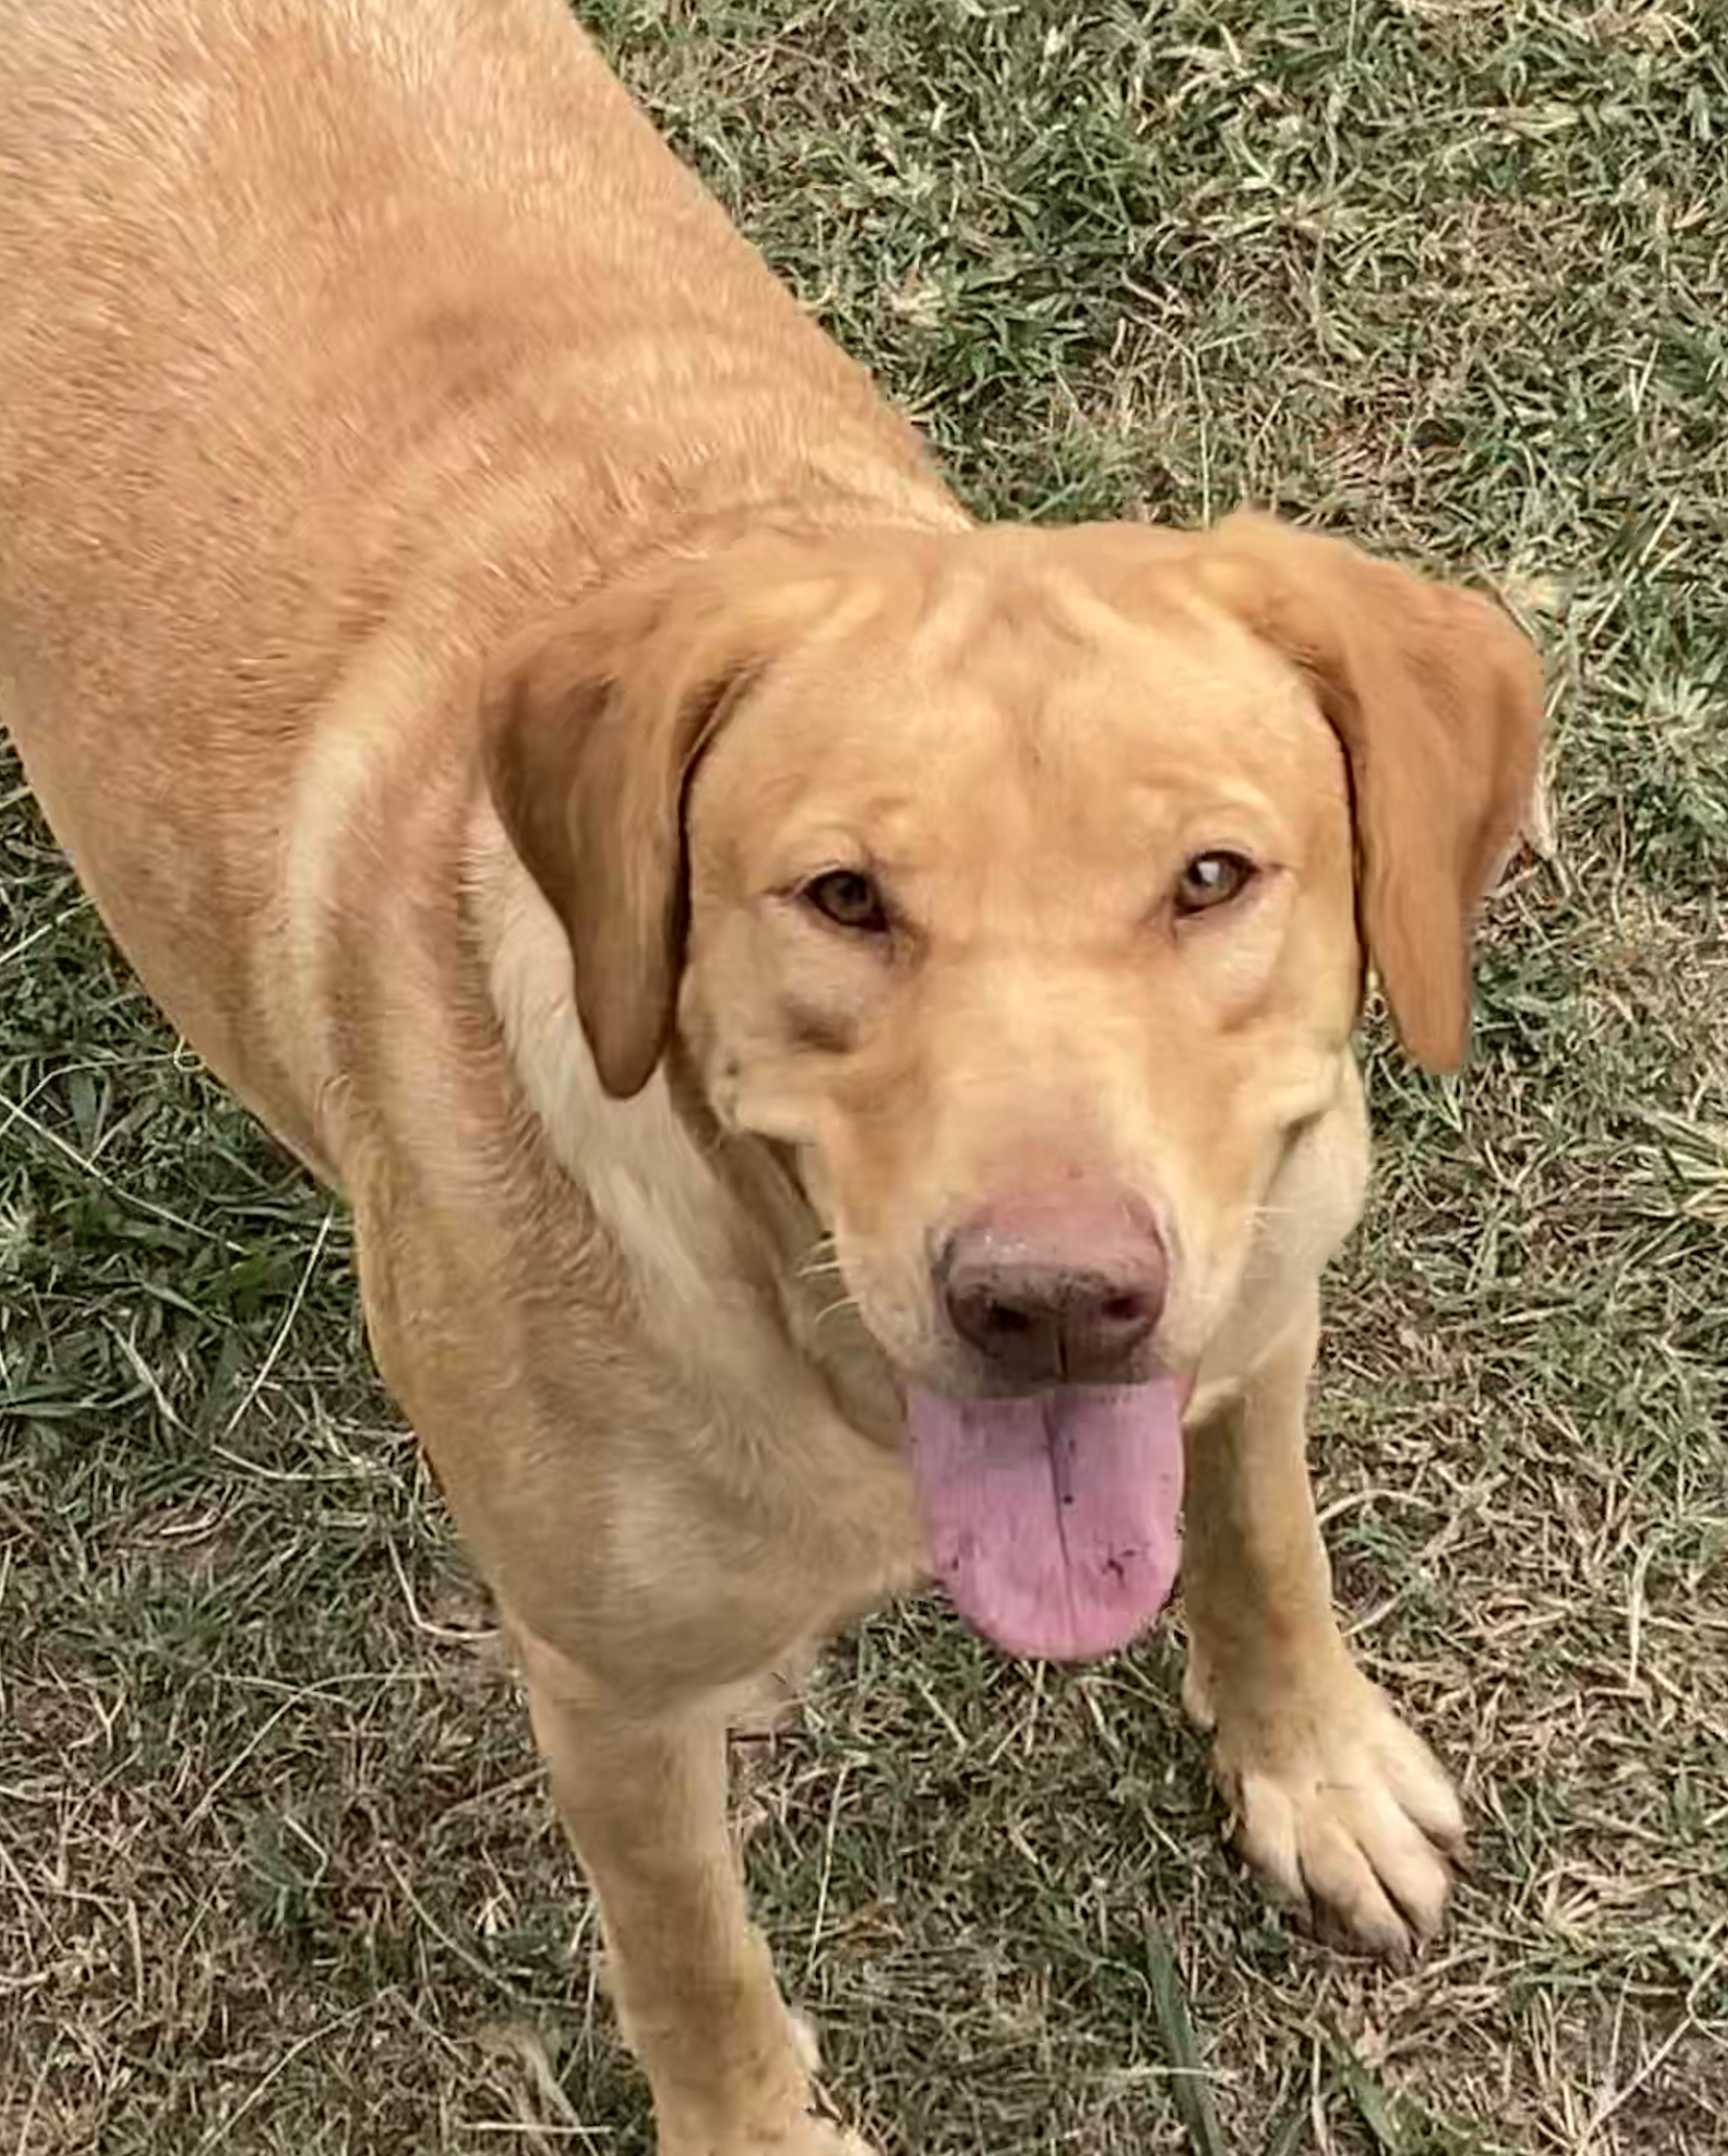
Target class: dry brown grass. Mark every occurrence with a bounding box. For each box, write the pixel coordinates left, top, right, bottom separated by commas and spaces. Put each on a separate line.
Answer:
3, 2, 1725, 2150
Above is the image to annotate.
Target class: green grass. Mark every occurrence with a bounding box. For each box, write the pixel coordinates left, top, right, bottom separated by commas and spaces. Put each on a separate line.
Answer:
3, 1, 1726, 2149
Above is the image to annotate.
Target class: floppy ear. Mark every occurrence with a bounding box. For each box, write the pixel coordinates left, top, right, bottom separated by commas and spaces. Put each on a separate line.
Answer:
480, 540, 841, 1099
1194, 512, 1546, 1072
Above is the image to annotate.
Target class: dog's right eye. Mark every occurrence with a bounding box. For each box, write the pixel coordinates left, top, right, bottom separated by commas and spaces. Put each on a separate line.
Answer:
802, 869, 889, 935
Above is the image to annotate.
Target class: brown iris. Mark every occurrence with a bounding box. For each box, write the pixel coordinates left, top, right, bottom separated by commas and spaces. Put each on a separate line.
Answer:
1176, 851, 1257, 915
802, 869, 890, 935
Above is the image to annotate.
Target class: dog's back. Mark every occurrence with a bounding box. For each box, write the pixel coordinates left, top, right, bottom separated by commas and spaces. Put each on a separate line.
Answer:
0, 0, 940, 1122
0, 0, 943, 1146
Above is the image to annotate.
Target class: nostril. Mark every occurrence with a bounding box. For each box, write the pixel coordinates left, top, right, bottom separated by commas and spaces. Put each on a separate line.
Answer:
1101, 1293, 1145, 1327
944, 1275, 1064, 1381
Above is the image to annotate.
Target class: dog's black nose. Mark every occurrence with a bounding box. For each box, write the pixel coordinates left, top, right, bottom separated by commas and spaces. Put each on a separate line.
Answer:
938, 1197, 1167, 1388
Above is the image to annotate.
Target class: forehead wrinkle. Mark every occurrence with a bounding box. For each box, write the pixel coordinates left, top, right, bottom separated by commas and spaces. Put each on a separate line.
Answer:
708, 544, 1344, 897
892, 566, 1112, 785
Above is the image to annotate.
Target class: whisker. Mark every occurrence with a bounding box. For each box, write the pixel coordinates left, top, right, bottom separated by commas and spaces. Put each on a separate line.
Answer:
796, 1241, 845, 1285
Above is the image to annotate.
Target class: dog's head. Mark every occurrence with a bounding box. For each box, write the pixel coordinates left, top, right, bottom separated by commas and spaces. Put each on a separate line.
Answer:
483, 516, 1543, 1659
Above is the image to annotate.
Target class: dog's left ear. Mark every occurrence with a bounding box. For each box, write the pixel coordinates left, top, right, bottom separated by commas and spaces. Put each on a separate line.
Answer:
1195, 512, 1546, 1071
481, 538, 843, 1099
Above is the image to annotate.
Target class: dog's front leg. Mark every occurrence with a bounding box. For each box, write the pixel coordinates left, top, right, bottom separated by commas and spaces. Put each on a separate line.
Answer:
1180, 1296, 1466, 1960
514, 1626, 871, 2156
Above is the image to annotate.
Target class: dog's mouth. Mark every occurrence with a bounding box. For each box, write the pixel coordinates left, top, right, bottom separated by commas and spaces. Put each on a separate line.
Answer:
902, 1378, 1186, 1663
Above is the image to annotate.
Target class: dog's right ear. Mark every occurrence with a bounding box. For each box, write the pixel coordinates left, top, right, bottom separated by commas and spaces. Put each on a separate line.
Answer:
481, 540, 841, 1100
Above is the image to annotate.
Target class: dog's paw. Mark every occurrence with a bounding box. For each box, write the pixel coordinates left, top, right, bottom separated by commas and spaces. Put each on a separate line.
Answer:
656, 2015, 879, 2156
772, 2124, 877, 2156
1208, 1663, 1465, 1962
661, 2116, 877, 2156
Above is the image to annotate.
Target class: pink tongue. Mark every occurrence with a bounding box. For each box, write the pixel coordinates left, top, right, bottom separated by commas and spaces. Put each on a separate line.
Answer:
905, 1380, 1184, 1663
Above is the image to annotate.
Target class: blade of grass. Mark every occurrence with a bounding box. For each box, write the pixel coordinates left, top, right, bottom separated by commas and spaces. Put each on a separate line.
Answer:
1145, 1923, 1231, 2156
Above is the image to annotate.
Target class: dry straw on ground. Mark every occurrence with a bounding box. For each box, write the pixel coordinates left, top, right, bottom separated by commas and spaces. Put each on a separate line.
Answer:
2, 3, 1723, 2150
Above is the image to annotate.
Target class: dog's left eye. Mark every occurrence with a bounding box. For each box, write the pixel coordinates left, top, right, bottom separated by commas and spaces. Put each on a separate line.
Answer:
1176, 851, 1257, 915
802, 869, 889, 935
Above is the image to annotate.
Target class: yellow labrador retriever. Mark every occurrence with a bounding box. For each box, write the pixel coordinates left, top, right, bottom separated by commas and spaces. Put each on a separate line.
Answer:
0, 1, 1543, 2148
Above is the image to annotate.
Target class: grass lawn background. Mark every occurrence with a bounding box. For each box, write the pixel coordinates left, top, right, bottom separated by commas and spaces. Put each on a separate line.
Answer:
2, 2, 1724, 2150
